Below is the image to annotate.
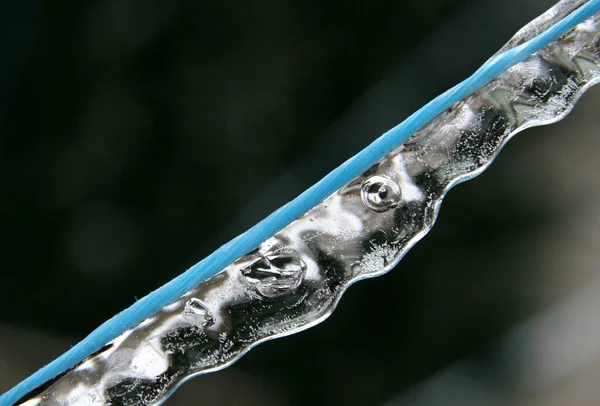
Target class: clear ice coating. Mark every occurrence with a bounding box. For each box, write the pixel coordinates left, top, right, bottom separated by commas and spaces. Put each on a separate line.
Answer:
19, 2, 600, 405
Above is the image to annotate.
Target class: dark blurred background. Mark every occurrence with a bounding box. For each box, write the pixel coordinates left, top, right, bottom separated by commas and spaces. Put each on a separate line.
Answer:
2, 0, 600, 405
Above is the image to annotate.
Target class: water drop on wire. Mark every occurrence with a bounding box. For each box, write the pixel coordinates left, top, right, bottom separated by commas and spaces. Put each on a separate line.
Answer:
361, 176, 402, 212
182, 298, 214, 328
241, 249, 307, 297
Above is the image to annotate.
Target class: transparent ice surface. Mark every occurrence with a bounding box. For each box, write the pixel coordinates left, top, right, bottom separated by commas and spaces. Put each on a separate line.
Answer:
19, 3, 600, 405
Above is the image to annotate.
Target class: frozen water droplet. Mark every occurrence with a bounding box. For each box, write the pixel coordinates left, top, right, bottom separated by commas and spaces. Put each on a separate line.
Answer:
241, 249, 307, 297
361, 176, 401, 212
182, 298, 214, 328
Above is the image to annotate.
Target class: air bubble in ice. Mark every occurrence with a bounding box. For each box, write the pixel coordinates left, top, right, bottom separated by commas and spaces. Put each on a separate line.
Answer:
241, 249, 307, 298
361, 176, 402, 212
182, 298, 214, 328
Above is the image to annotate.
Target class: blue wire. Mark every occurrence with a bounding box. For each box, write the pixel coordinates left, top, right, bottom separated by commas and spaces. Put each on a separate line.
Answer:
3, 1, 600, 404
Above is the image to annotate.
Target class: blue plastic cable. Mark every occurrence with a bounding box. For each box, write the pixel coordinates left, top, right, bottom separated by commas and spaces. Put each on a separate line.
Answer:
3, 1, 600, 404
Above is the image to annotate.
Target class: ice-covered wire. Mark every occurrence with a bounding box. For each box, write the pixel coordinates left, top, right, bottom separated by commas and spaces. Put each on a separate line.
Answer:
3, 1, 600, 404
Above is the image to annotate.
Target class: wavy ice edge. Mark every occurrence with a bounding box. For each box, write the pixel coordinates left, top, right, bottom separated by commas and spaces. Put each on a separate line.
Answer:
9, 2, 600, 406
